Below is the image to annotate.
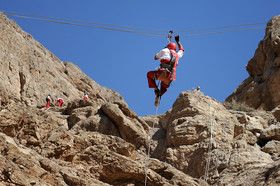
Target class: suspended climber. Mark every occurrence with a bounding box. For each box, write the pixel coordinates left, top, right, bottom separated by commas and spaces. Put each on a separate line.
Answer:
147, 35, 184, 106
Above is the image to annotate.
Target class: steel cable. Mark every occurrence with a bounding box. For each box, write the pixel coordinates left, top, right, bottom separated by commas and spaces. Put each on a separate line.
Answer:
2, 10, 268, 38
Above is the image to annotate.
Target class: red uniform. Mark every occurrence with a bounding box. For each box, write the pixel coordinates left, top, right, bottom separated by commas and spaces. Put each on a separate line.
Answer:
57, 98, 64, 107
147, 45, 184, 96
84, 92, 88, 100
46, 95, 51, 108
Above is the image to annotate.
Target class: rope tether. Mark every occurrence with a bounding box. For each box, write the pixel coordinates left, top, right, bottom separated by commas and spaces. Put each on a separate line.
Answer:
204, 99, 214, 182
144, 103, 159, 186
44, 107, 51, 112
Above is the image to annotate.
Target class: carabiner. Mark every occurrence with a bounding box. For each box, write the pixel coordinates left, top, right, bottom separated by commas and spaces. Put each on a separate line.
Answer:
167, 30, 174, 43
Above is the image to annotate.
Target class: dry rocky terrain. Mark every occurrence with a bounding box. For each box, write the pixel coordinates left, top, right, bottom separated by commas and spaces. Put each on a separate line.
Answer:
1, 12, 280, 185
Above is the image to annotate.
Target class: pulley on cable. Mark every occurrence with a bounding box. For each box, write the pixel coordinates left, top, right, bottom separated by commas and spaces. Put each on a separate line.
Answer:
167, 30, 173, 43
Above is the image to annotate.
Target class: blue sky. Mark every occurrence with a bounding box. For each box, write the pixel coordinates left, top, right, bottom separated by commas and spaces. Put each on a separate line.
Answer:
2, 1, 280, 116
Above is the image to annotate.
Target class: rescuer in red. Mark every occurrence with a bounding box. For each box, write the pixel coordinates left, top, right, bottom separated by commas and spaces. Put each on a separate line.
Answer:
147, 35, 184, 106
57, 98, 64, 107
84, 91, 88, 100
46, 94, 52, 108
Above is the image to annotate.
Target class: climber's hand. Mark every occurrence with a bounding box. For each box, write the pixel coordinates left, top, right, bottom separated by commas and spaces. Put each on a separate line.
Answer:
175, 35, 179, 43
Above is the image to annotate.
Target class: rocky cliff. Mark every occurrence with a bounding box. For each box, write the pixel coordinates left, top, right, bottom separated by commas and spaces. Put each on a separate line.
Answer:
1, 12, 280, 185
226, 15, 280, 111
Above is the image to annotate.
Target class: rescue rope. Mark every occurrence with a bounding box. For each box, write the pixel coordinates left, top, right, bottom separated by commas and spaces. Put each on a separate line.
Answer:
44, 107, 51, 112
1, 10, 168, 33
2, 13, 166, 38
2, 10, 268, 38
180, 27, 266, 37
144, 103, 159, 186
175, 22, 267, 33
204, 99, 214, 182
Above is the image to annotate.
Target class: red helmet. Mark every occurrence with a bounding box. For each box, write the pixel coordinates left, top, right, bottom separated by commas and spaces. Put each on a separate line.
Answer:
166, 42, 177, 50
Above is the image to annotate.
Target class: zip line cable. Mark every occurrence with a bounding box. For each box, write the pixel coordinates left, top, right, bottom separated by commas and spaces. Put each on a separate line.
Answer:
175, 22, 267, 33
1, 10, 168, 33
2, 11, 268, 38
2, 13, 166, 37
180, 26, 266, 37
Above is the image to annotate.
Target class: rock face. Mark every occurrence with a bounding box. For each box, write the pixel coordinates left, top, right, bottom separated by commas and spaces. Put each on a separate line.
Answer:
226, 15, 280, 111
144, 91, 280, 185
1, 12, 280, 185
0, 12, 123, 108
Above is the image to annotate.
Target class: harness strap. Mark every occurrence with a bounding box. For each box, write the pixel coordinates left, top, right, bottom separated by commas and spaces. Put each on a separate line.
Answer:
156, 70, 167, 80
160, 50, 176, 79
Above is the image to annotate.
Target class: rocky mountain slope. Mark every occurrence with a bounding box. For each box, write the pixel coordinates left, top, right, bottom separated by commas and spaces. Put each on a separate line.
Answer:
226, 15, 280, 111
1, 12, 280, 185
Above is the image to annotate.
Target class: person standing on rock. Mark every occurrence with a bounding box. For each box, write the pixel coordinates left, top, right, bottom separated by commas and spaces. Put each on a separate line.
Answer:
84, 91, 88, 100
57, 97, 64, 107
46, 94, 52, 108
147, 35, 184, 106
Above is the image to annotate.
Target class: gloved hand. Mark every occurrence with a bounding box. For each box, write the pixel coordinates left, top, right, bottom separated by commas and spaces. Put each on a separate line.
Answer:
175, 35, 179, 42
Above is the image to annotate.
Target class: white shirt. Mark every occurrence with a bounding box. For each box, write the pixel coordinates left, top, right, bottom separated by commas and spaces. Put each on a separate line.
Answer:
155, 48, 184, 63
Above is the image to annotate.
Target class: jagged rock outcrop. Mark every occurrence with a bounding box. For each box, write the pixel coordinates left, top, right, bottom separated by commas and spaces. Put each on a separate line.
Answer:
226, 15, 280, 111
0, 98, 206, 185
1, 12, 280, 186
145, 91, 280, 185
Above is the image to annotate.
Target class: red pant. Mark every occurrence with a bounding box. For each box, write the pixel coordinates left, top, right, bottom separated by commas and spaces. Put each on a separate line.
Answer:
147, 69, 172, 96
46, 101, 50, 108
